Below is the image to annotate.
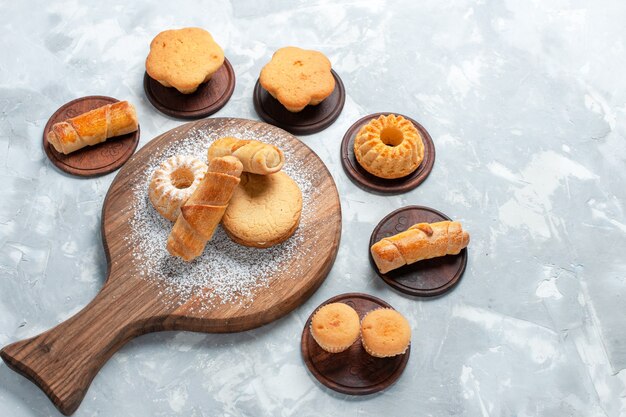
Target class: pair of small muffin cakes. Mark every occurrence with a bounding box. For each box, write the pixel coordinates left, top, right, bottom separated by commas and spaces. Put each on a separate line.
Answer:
311, 302, 411, 358
148, 137, 302, 261
146, 27, 335, 113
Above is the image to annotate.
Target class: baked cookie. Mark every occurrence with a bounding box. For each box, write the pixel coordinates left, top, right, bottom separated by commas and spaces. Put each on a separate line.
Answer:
146, 27, 224, 94
222, 172, 302, 248
259, 46, 335, 112
354, 114, 424, 179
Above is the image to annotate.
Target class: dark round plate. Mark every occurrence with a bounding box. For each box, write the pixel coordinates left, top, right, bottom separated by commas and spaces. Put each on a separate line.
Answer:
369, 206, 467, 297
301, 292, 410, 395
253, 69, 345, 135
42, 96, 140, 177
341, 113, 435, 194
143, 57, 236, 119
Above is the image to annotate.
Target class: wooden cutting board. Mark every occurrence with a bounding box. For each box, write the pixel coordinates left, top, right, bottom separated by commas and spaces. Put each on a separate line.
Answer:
0, 118, 342, 415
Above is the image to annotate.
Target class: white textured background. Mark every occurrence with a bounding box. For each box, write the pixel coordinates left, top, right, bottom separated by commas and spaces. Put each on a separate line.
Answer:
1, 0, 626, 416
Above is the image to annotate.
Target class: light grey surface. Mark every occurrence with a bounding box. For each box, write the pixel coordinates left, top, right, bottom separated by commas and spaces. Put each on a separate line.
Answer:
1, 0, 625, 416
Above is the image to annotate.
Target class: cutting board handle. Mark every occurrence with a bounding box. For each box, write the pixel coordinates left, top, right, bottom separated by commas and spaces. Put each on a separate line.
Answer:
0, 280, 153, 415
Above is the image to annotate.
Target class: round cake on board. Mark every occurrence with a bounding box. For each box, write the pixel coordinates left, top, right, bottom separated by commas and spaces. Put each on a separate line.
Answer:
222, 171, 303, 248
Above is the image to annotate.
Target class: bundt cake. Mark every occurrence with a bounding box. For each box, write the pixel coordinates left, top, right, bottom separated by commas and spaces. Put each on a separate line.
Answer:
353, 114, 424, 179
148, 155, 207, 221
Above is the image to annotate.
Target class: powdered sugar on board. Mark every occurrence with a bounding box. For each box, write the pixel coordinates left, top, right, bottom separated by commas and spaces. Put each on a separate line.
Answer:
127, 123, 318, 309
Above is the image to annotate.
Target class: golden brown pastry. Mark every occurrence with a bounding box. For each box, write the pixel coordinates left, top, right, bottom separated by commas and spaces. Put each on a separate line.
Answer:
145, 27, 225, 94
222, 172, 302, 248
47, 101, 138, 154
371, 221, 469, 273
166, 156, 243, 261
259, 46, 335, 112
353, 114, 424, 179
207, 137, 284, 175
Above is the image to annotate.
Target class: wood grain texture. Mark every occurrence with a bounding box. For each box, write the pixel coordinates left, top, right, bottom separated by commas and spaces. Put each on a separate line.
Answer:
42, 96, 140, 177
143, 58, 236, 119
253, 70, 345, 135
340, 113, 435, 194
301, 293, 410, 395
369, 206, 467, 297
1, 118, 341, 415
